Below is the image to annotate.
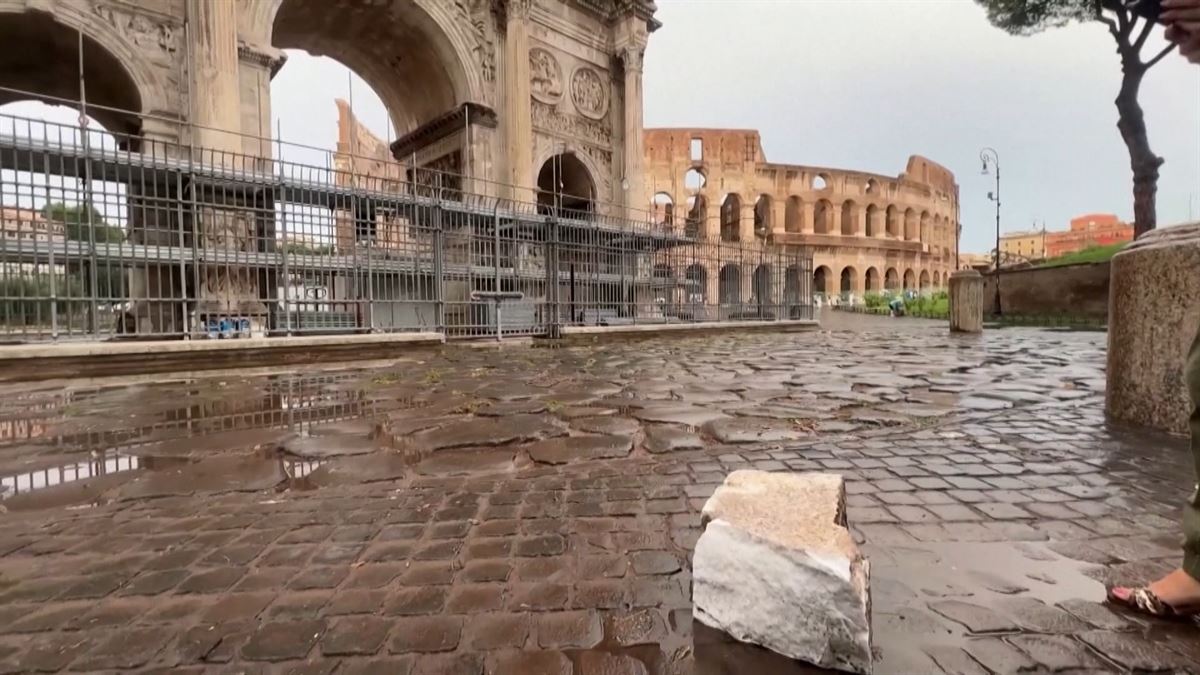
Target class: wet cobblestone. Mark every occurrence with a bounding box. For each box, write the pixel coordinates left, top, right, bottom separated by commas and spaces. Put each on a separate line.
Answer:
0, 316, 1194, 673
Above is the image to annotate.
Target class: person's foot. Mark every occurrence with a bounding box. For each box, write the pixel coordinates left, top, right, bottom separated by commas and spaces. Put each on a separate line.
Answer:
1109, 568, 1200, 617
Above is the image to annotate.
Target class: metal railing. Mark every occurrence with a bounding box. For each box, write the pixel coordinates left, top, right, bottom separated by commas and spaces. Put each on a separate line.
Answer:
0, 108, 813, 342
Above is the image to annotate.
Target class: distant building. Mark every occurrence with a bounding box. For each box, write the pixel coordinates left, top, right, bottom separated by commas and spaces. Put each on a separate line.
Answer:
999, 229, 1046, 262
1044, 213, 1132, 258
1, 206, 66, 274
958, 253, 993, 271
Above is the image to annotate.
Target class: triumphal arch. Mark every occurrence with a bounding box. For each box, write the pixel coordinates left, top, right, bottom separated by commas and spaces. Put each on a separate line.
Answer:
0, 0, 659, 335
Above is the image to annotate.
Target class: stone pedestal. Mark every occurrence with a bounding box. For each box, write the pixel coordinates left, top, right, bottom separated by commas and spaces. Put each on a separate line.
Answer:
1107, 222, 1200, 434
948, 269, 983, 333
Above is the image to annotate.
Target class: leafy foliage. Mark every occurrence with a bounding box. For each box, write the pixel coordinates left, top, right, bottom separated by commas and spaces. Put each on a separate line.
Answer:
42, 202, 125, 243
976, 0, 1099, 35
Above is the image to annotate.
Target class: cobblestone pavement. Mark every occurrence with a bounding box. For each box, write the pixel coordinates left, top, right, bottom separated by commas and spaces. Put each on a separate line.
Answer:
0, 315, 1195, 674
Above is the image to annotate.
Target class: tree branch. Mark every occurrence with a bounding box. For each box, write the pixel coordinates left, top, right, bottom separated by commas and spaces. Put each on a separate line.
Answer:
1115, 3, 1131, 36
1132, 13, 1155, 53
1145, 41, 1177, 69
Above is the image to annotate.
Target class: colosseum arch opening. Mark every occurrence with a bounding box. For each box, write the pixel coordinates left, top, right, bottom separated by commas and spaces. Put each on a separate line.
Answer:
865, 204, 880, 237
920, 270, 931, 290
865, 267, 881, 292
886, 205, 901, 238
840, 266, 857, 296
753, 264, 772, 314
684, 167, 706, 190
840, 201, 857, 236
720, 194, 741, 242
718, 264, 741, 307
920, 211, 932, 243
685, 264, 707, 303
903, 268, 916, 290
753, 194, 771, 239
813, 265, 831, 297
814, 199, 833, 235
885, 267, 899, 290
652, 192, 674, 229
785, 196, 803, 233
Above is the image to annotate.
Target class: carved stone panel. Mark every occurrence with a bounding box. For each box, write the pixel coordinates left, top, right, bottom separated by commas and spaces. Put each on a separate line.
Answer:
530, 47, 563, 104
570, 66, 608, 120
531, 101, 610, 147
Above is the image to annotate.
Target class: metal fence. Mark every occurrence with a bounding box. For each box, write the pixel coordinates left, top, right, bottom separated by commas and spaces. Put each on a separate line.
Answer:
0, 108, 813, 343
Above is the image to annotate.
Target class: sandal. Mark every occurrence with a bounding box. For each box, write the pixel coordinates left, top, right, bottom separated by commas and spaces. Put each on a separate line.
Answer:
1107, 586, 1200, 619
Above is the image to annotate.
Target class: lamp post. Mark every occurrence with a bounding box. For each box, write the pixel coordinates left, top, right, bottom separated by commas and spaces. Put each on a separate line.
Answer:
980, 147, 1001, 316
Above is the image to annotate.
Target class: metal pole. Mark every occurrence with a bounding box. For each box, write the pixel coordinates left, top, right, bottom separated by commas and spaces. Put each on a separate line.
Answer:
77, 27, 99, 337
994, 159, 1002, 316
277, 119, 292, 336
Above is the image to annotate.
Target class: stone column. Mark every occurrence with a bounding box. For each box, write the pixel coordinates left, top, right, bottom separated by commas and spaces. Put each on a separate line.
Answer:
187, 0, 268, 336
948, 270, 983, 333
1107, 223, 1200, 434
621, 44, 647, 222
188, 0, 242, 154
740, 203, 755, 243
855, 208, 867, 237
504, 0, 534, 203
802, 202, 815, 234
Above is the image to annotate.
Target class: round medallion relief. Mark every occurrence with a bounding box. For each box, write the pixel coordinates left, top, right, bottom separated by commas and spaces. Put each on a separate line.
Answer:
570, 66, 609, 120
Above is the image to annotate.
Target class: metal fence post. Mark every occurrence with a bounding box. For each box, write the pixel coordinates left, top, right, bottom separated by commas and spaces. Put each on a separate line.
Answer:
545, 215, 559, 338
432, 202, 445, 337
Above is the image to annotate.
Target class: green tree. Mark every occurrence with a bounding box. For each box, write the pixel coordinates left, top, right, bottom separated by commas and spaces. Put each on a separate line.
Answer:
42, 202, 125, 243
41, 202, 126, 301
975, 0, 1176, 237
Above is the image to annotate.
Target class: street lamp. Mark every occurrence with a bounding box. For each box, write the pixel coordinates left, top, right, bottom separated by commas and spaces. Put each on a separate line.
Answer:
980, 147, 1002, 316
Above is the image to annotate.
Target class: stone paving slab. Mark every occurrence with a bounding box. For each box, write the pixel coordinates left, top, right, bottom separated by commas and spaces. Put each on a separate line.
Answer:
0, 317, 1194, 673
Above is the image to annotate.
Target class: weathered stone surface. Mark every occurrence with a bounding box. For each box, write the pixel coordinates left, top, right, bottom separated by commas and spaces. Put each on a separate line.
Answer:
526, 435, 633, 465
704, 418, 811, 444
409, 415, 565, 450
1107, 221, 1200, 434
949, 270, 984, 334
693, 470, 871, 673
644, 425, 705, 453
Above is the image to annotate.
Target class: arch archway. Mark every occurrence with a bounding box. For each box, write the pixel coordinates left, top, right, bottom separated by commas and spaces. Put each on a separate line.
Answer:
784, 264, 804, 314
885, 267, 899, 291
652, 192, 674, 229
785, 196, 803, 233
720, 194, 741, 242
685, 264, 708, 304
865, 204, 880, 237
0, 10, 149, 138
886, 205, 900, 238
840, 266, 857, 296
754, 194, 772, 239
903, 269, 916, 290
270, 0, 478, 135
919, 270, 931, 290
718, 264, 741, 307
814, 199, 834, 235
813, 265, 832, 297
753, 264, 772, 315
536, 153, 594, 217
865, 267, 881, 292
920, 211, 932, 243
840, 201, 857, 236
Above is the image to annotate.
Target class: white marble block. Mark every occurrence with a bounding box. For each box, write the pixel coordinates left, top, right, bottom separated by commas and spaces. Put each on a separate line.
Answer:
693, 470, 872, 674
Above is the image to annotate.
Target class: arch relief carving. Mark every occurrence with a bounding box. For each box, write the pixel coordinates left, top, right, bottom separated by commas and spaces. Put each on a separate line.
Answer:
570, 66, 608, 120
530, 47, 563, 104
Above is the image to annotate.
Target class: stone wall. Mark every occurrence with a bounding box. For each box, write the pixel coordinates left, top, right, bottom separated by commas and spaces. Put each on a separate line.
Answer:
981, 263, 1110, 319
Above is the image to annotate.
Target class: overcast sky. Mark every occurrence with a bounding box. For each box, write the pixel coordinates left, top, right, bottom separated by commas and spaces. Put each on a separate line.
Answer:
8, 0, 1197, 254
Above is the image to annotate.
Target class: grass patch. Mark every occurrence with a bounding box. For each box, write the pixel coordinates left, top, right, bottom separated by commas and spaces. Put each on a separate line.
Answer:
1038, 243, 1126, 268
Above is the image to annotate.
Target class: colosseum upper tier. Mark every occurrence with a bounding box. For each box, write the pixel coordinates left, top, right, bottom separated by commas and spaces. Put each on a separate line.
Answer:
643, 129, 959, 296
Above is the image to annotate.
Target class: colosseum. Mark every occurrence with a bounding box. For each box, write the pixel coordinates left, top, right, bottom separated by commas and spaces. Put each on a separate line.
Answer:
643, 129, 959, 301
